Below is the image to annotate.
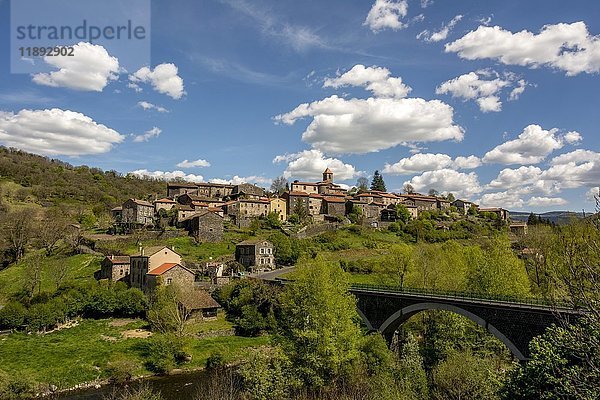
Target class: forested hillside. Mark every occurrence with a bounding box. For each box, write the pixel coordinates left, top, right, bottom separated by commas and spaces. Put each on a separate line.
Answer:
0, 147, 166, 210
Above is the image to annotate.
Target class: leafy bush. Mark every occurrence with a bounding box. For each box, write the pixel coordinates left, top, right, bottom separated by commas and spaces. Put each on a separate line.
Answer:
0, 369, 37, 400
142, 334, 187, 373
0, 302, 27, 330
106, 357, 139, 384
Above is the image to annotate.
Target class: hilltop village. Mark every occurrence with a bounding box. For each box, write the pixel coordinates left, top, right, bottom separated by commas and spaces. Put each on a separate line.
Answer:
112, 168, 514, 237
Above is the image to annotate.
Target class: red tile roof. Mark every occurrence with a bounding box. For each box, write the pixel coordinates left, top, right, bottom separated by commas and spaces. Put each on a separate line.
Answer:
155, 198, 176, 203
288, 191, 309, 196
324, 196, 346, 203
147, 263, 180, 275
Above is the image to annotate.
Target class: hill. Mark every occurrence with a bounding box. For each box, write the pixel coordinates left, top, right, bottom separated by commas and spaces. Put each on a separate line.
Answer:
510, 210, 585, 225
0, 146, 167, 211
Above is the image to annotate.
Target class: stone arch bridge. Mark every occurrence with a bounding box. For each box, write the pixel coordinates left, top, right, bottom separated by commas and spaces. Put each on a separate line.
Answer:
351, 284, 582, 361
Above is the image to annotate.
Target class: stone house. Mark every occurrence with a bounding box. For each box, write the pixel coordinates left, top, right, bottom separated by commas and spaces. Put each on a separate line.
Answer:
289, 169, 347, 196
167, 182, 199, 198
269, 198, 287, 221
355, 192, 383, 204
308, 194, 324, 216
122, 199, 154, 225
480, 207, 510, 221
196, 182, 234, 198
235, 239, 275, 271
230, 183, 266, 200
181, 210, 224, 242
180, 290, 221, 319
285, 191, 309, 215
510, 222, 528, 236
452, 199, 479, 214
176, 204, 197, 221
226, 198, 270, 225
154, 198, 177, 213
436, 198, 451, 210
130, 246, 182, 290
111, 207, 123, 221
145, 262, 195, 292
373, 191, 402, 207
323, 196, 346, 216
99, 255, 130, 281
399, 195, 438, 212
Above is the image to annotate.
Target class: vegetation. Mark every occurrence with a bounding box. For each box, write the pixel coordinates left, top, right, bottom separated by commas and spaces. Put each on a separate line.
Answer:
370, 170, 386, 192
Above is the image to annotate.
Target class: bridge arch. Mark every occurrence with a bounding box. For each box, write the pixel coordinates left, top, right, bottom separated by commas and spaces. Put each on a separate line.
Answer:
370, 302, 528, 361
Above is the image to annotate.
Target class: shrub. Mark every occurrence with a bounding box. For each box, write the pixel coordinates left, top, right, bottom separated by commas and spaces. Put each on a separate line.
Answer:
0, 369, 37, 400
26, 298, 66, 332
0, 302, 27, 330
143, 334, 186, 373
106, 357, 139, 384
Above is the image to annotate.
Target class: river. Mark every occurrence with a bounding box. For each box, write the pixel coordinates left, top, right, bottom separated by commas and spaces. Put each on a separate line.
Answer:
54, 371, 209, 400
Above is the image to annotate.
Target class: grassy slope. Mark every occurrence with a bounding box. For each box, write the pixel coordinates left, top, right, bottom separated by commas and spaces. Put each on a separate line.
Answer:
0, 316, 269, 389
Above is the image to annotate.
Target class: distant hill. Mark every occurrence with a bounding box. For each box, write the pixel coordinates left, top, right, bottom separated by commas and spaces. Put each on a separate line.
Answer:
510, 211, 586, 225
0, 147, 167, 211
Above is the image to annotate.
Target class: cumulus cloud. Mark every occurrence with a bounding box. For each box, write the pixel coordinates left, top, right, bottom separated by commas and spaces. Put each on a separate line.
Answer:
137, 101, 169, 113
403, 169, 482, 198
132, 127, 161, 143
323, 64, 412, 99
436, 70, 526, 112
0, 108, 124, 156
273, 149, 360, 181
32, 42, 119, 91
542, 150, 600, 189
586, 187, 600, 201
364, 0, 409, 32
383, 153, 481, 175
417, 14, 463, 42
176, 159, 211, 168
528, 196, 568, 207
274, 95, 463, 154
478, 191, 524, 209
129, 169, 204, 183
129, 63, 185, 99
209, 176, 271, 185
445, 22, 600, 76
483, 124, 581, 165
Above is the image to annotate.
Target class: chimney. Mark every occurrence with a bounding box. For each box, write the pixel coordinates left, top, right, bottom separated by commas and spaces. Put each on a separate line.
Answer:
139, 246, 144, 256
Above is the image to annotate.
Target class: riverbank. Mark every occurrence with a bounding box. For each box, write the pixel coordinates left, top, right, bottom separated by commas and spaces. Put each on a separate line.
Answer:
0, 317, 270, 393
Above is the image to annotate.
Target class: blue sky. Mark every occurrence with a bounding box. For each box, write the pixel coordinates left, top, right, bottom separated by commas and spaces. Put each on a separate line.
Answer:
0, 0, 599, 212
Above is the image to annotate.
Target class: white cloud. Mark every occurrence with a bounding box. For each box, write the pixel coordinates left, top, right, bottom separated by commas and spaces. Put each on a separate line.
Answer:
137, 101, 169, 113
478, 191, 524, 209
129, 169, 204, 183
403, 169, 482, 198
273, 149, 360, 181
0, 108, 124, 156
436, 70, 526, 112
274, 95, 463, 154
133, 127, 162, 143
323, 64, 412, 99
128, 82, 142, 92
383, 153, 481, 175
586, 187, 599, 202
453, 155, 482, 169
528, 196, 568, 207
483, 124, 579, 165
417, 14, 462, 43
209, 176, 271, 185
32, 42, 119, 92
488, 166, 545, 190
508, 79, 527, 101
364, 0, 409, 33
384, 153, 453, 174
445, 22, 600, 76
129, 63, 185, 99
420, 0, 433, 8
542, 150, 600, 189
176, 159, 211, 168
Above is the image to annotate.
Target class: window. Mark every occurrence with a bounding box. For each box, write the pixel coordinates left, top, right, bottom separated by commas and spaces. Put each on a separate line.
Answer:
260, 248, 265, 254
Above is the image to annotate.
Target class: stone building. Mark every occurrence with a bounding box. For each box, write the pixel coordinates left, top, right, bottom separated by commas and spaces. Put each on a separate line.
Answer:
398, 195, 438, 212
480, 207, 510, 221
99, 255, 130, 282
154, 198, 177, 213
167, 182, 199, 198
285, 191, 309, 215
226, 198, 270, 225
235, 239, 275, 271
130, 246, 182, 290
181, 210, 224, 242
122, 199, 154, 225
196, 182, 234, 198
145, 262, 195, 292
176, 204, 197, 221
452, 199, 479, 214
289, 168, 348, 196
269, 198, 287, 221
308, 194, 324, 216
323, 196, 346, 216
180, 290, 221, 319
230, 183, 266, 200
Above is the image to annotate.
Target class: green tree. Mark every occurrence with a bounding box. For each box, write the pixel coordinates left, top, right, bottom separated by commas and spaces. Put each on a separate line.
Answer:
347, 204, 363, 225
378, 244, 414, 288
0, 301, 27, 331
395, 204, 412, 224
446, 193, 456, 202
238, 348, 297, 400
356, 177, 369, 192
502, 316, 599, 400
403, 183, 415, 194
270, 176, 288, 195
397, 332, 429, 399
433, 350, 502, 400
370, 170, 387, 192
278, 261, 362, 388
